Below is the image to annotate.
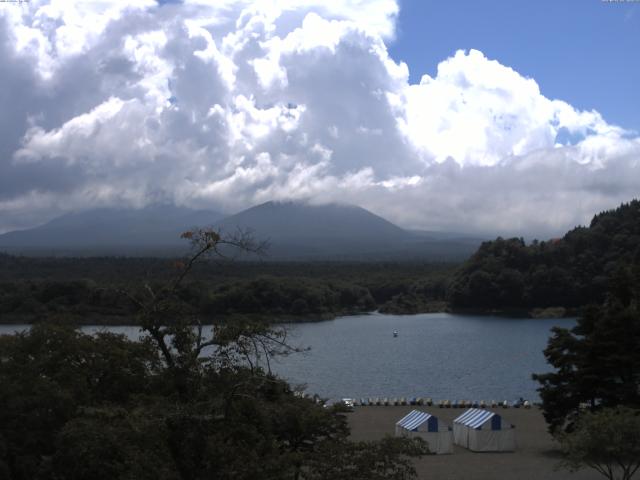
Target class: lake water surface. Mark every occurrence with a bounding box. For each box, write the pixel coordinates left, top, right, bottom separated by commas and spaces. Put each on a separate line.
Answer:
0, 312, 574, 402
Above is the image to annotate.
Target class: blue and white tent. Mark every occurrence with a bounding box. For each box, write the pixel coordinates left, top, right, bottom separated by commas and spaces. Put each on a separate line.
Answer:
453, 408, 516, 452
395, 410, 453, 454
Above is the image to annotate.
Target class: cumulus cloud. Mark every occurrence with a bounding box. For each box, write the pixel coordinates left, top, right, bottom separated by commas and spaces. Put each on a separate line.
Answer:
400, 49, 631, 167
0, 0, 638, 236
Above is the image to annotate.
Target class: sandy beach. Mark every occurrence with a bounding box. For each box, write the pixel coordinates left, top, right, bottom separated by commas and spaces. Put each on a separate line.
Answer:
347, 406, 601, 480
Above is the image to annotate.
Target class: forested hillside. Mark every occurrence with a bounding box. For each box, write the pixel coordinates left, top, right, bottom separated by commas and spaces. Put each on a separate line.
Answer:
448, 200, 640, 311
0, 256, 453, 323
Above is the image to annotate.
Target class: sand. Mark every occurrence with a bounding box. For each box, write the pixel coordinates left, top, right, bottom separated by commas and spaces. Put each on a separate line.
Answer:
347, 406, 602, 480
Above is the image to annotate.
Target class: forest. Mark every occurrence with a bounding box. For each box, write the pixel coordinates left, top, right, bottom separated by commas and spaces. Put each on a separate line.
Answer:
0, 255, 453, 324
447, 200, 640, 313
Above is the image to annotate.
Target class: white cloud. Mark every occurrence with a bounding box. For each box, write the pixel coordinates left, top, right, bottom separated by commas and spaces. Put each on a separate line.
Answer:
0, 0, 638, 237
399, 49, 630, 168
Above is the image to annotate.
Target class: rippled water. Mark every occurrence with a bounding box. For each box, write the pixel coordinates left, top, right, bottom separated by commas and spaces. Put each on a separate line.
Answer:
0, 312, 574, 402
271, 312, 575, 401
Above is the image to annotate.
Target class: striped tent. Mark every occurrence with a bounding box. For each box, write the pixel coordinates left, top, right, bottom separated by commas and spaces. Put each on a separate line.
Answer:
395, 410, 453, 454
453, 408, 516, 452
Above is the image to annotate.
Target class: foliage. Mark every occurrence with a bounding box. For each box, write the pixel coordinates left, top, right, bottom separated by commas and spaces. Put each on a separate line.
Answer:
533, 266, 640, 433
557, 407, 640, 480
0, 324, 161, 479
306, 436, 429, 480
449, 199, 640, 311
0, 229, 427, 480
53, 408, 179, 480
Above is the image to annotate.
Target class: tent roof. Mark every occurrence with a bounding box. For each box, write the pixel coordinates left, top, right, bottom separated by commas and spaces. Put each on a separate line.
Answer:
396, 410, 434, 430
454, 408, 497, 428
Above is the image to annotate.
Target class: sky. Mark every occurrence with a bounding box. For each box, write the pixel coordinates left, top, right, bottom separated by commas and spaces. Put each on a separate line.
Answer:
389, 0, 640, 133
0, 0, 638, 238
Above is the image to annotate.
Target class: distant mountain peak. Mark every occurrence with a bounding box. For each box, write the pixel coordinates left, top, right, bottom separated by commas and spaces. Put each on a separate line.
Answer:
220, 200, 407, 239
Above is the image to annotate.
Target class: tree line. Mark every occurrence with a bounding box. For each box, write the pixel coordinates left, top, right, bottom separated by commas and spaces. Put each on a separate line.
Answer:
0, 257, 454, 323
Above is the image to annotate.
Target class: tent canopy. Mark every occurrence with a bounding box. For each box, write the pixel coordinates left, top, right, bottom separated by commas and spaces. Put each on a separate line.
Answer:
396, 410, 438, 432
454, 408, 505, 430
395, 410, 453, 454
453, 408, 515, 452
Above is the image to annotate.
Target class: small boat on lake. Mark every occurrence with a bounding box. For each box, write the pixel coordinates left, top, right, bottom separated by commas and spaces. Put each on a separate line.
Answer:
393, 330, 398, 337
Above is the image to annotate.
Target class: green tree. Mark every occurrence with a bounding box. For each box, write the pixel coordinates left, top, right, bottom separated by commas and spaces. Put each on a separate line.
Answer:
533, 270, 640, 433
0, 324, 159, 480
558, 407, 640, 480
53, 408, 178, 480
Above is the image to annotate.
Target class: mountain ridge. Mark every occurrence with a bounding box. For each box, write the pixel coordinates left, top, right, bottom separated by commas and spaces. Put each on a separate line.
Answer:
0, 201, 483, 260
0, 205, 222, 254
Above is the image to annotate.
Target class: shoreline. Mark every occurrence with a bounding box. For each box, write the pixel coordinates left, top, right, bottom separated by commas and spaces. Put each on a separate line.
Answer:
0, 305, 580, 326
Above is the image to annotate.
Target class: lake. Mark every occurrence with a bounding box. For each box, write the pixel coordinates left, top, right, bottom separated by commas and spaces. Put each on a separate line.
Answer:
0, 312, 574, 402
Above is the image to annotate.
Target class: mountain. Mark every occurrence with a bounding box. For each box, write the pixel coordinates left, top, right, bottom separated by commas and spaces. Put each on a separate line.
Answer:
0, 205, 222, 255
0, 200, 483, 260
215, 201, 481, 260
217, 201, 407, 243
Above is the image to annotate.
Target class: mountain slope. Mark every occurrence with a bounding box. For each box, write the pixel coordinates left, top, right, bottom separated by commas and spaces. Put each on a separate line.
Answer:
219, 200, 406, 237
0, 205, 222, 254
216, 201, 480, 260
